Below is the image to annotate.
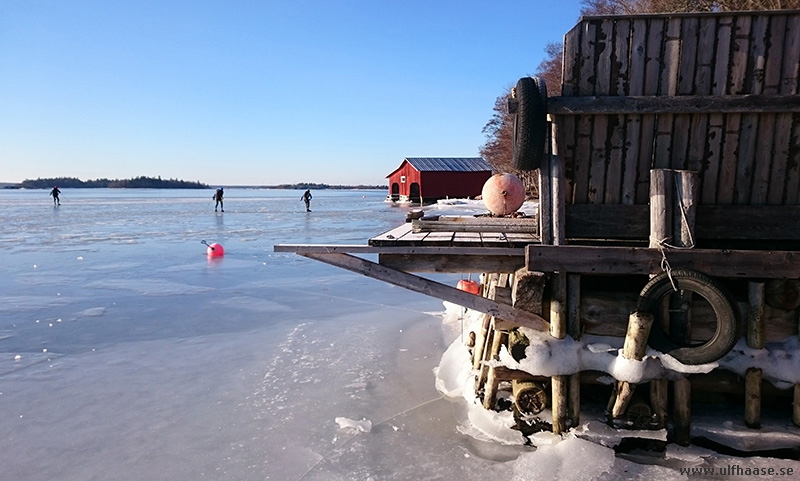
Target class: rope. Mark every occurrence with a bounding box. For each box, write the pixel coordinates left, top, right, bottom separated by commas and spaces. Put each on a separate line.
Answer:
650, 176, 698, 292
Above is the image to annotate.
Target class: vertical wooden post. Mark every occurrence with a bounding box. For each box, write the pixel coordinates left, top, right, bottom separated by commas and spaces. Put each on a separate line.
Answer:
568, 274, 582, 427
673, 171, 698, 446
673, 379, 692, 446
548, 122, 571, 434
670, 171, 699, 343
482, 329, 508, 410
539, 151, 553, 246
649, 169, 674, 248
650, 379, 668, 428
551, 272, 568, 434
795, 309, 800, 427
794, 383, 800, 427
472, 313, 492, 370
673, 170, 698, 247
649, 169, 673, 430
745, 282, 764, 428
650, 169, 698, 442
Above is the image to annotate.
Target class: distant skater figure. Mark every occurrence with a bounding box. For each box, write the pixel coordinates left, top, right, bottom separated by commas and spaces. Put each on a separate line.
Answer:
301, 189, 312, 212
50, 186, 61, 206
213, 187, 224, 212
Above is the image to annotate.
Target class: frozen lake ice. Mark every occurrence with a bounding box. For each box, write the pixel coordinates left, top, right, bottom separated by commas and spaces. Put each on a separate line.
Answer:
1, 188, 798, 480
0, 188, 521, 480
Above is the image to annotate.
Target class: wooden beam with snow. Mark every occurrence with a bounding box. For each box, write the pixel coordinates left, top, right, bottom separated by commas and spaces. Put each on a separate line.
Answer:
298, 252, 550, 332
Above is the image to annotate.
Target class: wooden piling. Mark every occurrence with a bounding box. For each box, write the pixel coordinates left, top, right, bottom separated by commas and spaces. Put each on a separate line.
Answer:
551, 272, 569, 433
482, 329, 508, 410
650, 379, 668, 428
652, 169, 699, 444
673, 378, 692, 446
796, 308, 800, 427
568, 273, 582, 426
745, 282, 765, 428
648, 169, 671, 430
611, 311, 655, 418
745, 368, 762, 429
794, 384, 800, 427
472, 313, 492, 370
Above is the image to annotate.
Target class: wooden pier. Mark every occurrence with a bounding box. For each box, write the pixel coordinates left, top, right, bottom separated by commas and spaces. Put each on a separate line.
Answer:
277, 9, 800, 450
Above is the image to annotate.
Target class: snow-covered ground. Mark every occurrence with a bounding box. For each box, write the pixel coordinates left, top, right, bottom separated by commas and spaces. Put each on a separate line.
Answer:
1, 189, 797, 480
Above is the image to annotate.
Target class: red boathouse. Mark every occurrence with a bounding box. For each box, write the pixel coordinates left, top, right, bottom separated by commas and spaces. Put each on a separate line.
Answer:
386, 157, 492, 203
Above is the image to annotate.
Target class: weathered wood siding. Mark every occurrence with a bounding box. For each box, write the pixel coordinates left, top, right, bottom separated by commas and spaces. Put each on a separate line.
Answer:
558, 10, 800, 207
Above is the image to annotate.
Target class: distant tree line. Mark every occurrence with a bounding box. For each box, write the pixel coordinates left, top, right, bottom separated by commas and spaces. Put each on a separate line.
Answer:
268, 182, 385, 190
20, 176, 208, 189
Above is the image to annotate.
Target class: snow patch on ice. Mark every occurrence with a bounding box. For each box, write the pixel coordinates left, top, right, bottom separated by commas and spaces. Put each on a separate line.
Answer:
720, 337, 800, 386
511, 436, 615, 480
84, 279, 213, 296
77, 307, 106, 317
335, 417, 372, 433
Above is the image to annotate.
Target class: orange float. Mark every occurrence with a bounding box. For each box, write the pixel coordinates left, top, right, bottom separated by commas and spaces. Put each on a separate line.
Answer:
457, 279, 480, 295
207, 243, 225, 257
481, 173, 525, 215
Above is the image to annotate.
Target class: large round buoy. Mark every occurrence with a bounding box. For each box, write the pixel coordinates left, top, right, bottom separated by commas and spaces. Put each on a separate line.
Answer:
482, 173, 525, 215
457, 279, 480, 295
207, 243, 224, 257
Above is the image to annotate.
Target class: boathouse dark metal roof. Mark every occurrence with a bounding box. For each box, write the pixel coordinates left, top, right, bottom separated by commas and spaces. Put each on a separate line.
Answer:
404, 157, 491, 172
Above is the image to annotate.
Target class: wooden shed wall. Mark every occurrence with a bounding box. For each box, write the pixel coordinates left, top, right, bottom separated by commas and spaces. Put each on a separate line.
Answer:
419, 171, 491, 199
557, 10, 800, 207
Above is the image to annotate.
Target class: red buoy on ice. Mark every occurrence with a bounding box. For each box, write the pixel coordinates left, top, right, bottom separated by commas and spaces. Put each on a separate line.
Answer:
457, 279, 480, 295
207, 243, 224, 257
481, 173, 525, 215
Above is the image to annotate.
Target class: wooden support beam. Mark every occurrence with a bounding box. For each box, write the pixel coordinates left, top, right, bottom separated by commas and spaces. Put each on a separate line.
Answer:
300, 252, 549, 332
378, 253, 524, 273
526, 245, 800, 278
276, 244, 525, 256
413, 217, 539, 234
565, 204, 800, 241
547, 93, 800, 115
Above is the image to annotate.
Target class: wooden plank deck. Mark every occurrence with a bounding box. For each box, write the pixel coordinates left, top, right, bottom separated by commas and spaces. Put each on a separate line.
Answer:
369, 222, 539, 248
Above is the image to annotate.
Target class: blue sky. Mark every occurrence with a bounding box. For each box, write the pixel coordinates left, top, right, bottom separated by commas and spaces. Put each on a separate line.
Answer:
1, 0, 586, 186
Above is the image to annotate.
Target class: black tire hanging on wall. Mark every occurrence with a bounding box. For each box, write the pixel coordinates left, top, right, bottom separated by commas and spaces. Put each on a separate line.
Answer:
512, 76, 547, 171
636, 269, 740, 365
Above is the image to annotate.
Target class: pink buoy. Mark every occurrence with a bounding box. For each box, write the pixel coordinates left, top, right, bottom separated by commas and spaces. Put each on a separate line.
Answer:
207, 243, 224, 257
481, 173, 525, 215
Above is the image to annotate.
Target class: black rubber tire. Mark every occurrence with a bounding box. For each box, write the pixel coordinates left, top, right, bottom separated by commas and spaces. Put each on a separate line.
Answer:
636, 269, 740, 365
512, 76, 547, 171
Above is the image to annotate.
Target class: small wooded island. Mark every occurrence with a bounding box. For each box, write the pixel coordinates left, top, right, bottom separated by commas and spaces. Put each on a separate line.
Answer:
18, 176, 208, 189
